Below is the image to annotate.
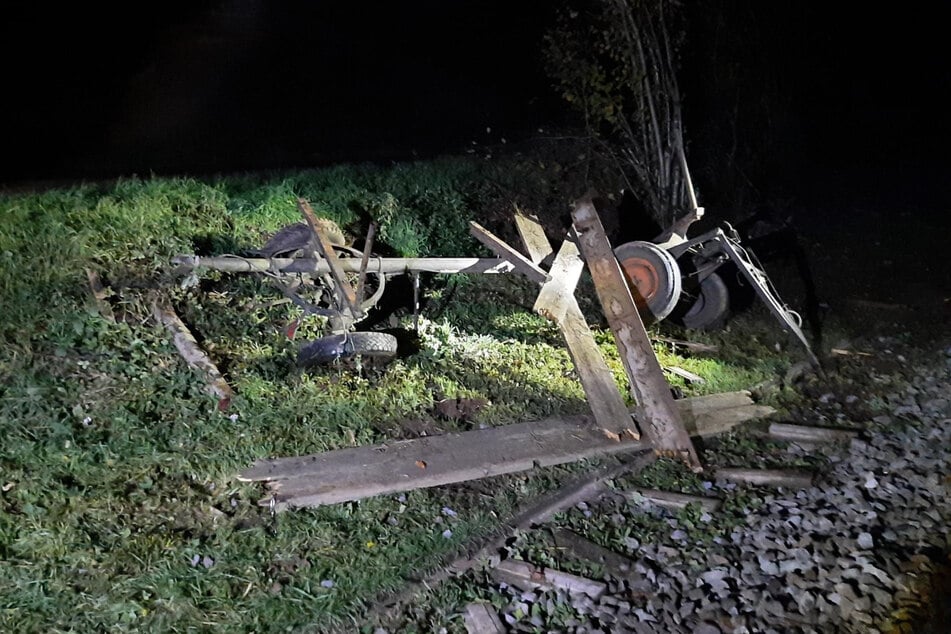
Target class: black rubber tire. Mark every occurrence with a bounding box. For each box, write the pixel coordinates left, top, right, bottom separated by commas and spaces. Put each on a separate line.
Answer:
613, 240, 682, 323
680, 272, 730, 330
297, 331, 398, 367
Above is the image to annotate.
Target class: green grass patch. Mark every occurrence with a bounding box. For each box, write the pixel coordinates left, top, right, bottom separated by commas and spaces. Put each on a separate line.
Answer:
0, 157, 791, 631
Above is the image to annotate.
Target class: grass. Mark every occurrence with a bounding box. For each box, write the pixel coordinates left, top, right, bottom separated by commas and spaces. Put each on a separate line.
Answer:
0, 155, 797, 632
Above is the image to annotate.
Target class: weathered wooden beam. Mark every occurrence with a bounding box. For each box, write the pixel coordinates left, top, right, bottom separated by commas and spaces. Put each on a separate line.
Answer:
530, 235, 634, 438
624, 488, 721, 513
469, 221, 550, 285
571, 193, 701, 471
768, 423, 859, 444
682, 404, 776, 438
716, 468, 815, 489
492, 559, 607, 600
242, 416, 647, 509
152, 296, 234, 411
464, 603, 505, 634
238, 393, 766, 508
533, 237, 585, 326
297, 198, 359, 316
513, 210, 554, 265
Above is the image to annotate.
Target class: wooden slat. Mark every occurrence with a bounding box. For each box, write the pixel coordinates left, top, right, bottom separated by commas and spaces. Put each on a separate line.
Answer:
509, 212, 633, 437
242, 416, 647, 509
571, 193, 701, 470
297, 198, 359, 316
716, 468, 815, 489
152, 296, 234, 411
492, 559, 606, 599
682, 404, 776, 437
623, 488, 721, 513
469, 221, 550, 285
513, 211, 554, 265
768, 423, 858, 444
464, 603, 505, 634
529, 235, 633, 437
237, 392, 767, 509
533, 238, 585, 325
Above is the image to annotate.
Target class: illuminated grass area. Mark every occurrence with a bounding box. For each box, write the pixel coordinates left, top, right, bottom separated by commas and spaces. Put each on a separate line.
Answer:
0, 158, 791, 631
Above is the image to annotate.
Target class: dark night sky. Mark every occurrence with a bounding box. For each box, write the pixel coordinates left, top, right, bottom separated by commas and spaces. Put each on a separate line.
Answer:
2, 2, 948, 209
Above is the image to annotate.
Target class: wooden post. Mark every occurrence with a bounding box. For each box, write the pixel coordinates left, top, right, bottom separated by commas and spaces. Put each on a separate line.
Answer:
570, 192, 701, 471
469, 221, 550, 284
297, 198, 360, 317
513, 213, 636, 439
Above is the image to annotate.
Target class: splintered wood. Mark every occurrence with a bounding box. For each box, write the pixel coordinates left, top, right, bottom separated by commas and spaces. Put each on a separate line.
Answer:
238, 393, 769, 510
236, 203, 786, 509
570, 193, 701, 470
240, 416, 648, 510
152, 296, 234, 411
505, 213, 635, 440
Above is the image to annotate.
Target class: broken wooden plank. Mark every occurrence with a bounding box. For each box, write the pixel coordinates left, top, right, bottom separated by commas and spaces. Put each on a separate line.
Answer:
531, 237, 634, 437
768, 423, 859, 444
365, 452, 655, 628
492, 559, 606, 600
571, 193, 701, 470
683, 404, 776, 437
533, 237, 585, 325
464, 603, 505, 634
551, 528, 636, 576
239, 393, 760, 507
469, 221, 550, 284
716, 467, 815, 489
513, 209, 554, 265
665, 365, 706, 384
241, 416, 648, 509
624, 488, 721, 513
152, 295, 234, 411
297, 198, 360, 316
511, 211, 634, 437
678, 390, 755, 413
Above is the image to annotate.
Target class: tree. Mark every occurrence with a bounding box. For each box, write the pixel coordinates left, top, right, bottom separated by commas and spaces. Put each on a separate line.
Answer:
544, 0, 693, 228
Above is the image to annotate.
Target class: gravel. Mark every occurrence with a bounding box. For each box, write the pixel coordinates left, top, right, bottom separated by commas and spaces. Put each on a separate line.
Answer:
470, 339, 951, 633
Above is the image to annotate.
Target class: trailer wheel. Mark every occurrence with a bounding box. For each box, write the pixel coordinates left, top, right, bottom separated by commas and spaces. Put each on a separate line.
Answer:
680, 272, 730, 330
297, 331, 398, 367
614, 241, 682, 323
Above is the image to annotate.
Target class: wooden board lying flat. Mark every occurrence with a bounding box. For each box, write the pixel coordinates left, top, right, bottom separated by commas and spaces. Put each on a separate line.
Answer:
241, 415, 646, 509
238, 391, 773, 510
